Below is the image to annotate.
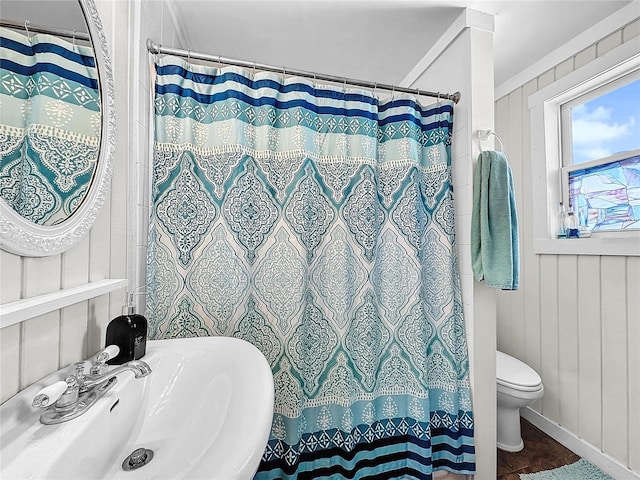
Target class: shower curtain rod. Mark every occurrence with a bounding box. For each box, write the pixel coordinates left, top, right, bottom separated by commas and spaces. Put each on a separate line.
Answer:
0, 19, 90, 42
147, 39, 461, 104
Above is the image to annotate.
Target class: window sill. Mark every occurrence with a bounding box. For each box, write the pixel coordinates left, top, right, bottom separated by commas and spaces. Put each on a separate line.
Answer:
534, 236, 640, 256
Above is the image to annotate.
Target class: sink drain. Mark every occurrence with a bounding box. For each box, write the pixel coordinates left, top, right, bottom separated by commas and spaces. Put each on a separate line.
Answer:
122, 447, 154, 471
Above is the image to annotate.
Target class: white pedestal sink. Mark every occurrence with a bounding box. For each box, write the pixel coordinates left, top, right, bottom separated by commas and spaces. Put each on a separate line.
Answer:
1, 337, 274, 479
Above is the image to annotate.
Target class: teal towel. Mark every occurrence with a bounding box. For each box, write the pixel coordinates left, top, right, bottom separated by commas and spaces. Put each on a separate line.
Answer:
471, 150, 519, 290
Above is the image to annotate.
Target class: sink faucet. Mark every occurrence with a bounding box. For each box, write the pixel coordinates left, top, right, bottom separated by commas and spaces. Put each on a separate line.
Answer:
32, 346, 151, 425
78, 360, 152, 390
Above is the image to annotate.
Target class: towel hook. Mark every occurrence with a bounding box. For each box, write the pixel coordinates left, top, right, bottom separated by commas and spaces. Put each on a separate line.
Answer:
478, 130, 505, 152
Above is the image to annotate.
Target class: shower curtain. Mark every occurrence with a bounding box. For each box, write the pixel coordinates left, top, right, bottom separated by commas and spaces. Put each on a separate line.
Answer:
0, 27, 100, 225
147, 55, 474, 479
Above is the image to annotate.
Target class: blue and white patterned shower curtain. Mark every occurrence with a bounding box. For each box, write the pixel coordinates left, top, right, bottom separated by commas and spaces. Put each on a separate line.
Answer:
147, 55, 474, 479
0, 28, 100, 225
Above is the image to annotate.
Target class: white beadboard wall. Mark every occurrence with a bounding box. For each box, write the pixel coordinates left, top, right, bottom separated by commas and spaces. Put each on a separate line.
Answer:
0, 0, 182, 405
495, 18, 640, 476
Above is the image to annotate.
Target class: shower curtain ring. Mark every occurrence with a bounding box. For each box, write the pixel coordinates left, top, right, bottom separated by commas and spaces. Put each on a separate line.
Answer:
24, 21, 31, 41
343, 76, 347, 94
253, 61, 257, 74
372, 82, 377, 98
187, 49, 191, 65
72, 29, 76, 46
391, 85, 395, 100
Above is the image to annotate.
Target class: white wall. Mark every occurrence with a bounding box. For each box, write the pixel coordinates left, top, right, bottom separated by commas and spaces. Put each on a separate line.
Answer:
0, 0, 182, 404
409, 12, 496, 479
128, 0, 186, 310
495, 17, 640, 477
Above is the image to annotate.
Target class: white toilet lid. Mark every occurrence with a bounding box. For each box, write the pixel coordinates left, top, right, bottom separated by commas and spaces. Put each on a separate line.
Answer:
496, 351, 542, 391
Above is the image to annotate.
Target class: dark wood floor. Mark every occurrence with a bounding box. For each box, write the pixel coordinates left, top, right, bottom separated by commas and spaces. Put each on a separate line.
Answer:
497, 418, 580, 479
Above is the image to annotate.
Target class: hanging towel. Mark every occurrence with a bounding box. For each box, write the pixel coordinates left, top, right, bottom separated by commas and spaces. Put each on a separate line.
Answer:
471, 150, 520, 290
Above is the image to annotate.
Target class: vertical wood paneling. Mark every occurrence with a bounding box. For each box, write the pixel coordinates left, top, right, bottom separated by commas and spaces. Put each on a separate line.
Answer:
87, 294, 111, 356
578, 255, 602, 449
0, 324, 20, 403
495, 25, 639, 475
520, 80, 542, 409
628, 257, 640, 472
59, 302, 89, 367
601, 256, 629, 464
21, 312, 60, 388
89, 193, 112, 282
539, 254, 560, 422
495, 96, 512, 355
506, 87, 526, 359
61, 234, 90, 288
23, 255, 61, 297
0, 251, 22, 302
557, 255, 579, 433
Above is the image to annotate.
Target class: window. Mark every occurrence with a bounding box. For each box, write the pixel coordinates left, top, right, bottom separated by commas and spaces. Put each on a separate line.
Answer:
529, 38, 640, 255
561, 76, 640, 233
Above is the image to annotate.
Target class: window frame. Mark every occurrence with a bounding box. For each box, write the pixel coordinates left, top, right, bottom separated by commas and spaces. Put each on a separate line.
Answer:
529, 39, 640, 256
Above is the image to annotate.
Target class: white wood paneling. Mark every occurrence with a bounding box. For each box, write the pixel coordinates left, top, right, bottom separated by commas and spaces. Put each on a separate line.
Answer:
601, 256, 629, 464
23, 255, 61, 297
0, 323, 20, 403
557, 255, 579, 434
506, 87, 525, 358
495, 19, 638, 475
539, 254, 560, 423
21, 312, 60, 388
520, 79, 542, 409
59, 302, 90, 367
0, 251, 21, 303
61, 234, 90, 288
495, 96, 512, 355
577, 255, 603, 449
628, 257, 640, 472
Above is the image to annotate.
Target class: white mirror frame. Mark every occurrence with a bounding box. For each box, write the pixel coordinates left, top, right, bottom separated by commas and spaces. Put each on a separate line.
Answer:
0, 0, 115, 257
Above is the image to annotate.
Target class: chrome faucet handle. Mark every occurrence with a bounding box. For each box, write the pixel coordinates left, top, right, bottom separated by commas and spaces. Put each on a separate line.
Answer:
32, 375, 80, 408
74, 362, 86, 379
93, 345, 120, 364
32, 381, 67, 408
90, 345, 120, 375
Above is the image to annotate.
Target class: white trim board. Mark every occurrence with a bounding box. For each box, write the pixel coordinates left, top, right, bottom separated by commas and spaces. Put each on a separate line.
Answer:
0, 279, 127, 328
400, 8, 494, 89
495, 2, 640, 100
521, 407, 640, 480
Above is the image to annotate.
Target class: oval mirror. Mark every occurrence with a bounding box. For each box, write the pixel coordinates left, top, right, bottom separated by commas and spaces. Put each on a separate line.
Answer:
0, 0, 114, 256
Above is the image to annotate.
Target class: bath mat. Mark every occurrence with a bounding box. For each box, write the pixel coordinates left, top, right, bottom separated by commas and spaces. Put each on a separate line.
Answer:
519, 459, 613, 480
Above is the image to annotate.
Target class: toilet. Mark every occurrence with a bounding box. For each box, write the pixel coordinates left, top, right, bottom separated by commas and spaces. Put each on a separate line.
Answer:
496, 351, 544, 452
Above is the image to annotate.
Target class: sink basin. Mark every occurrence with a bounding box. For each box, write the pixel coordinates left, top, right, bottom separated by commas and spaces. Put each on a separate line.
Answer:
1, 337, 274, 479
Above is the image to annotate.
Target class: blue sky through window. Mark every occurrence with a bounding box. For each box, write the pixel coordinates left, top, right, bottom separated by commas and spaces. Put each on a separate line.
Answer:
571, 77, 640, 164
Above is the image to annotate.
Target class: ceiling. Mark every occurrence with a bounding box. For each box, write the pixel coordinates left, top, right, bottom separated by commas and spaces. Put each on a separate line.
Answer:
168, 0, 635, 89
